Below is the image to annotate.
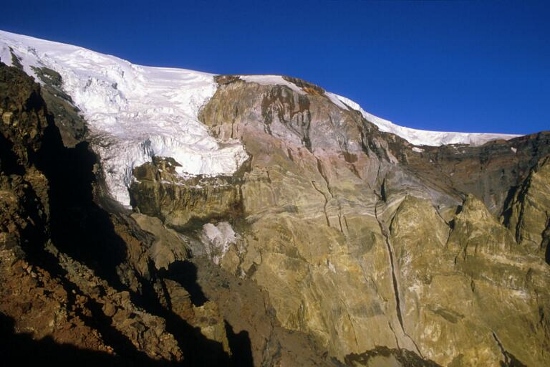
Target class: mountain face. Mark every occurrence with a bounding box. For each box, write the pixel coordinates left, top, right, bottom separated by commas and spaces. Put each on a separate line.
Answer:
1, 31, 549, 367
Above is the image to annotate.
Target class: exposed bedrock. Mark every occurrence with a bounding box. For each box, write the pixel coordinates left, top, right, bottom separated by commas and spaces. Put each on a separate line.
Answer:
6, 59, 549, 366
503, 156, 550, 261
130, 157, 244, 229
177, 76, 548, 366
127, 76, 550, 365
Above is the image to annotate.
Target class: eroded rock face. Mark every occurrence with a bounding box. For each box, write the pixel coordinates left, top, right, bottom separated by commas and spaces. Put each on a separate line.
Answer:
148, 75, 549, 366
5, 58, 550, 366
404, 133, 550, 216
504, 156, 550, 259
390, 195, 550, 366
130, 157, 244, 229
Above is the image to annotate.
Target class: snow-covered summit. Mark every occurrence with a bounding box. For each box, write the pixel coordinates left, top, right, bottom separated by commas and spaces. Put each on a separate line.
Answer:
331, 95, 519, 146
0, 30, 248, 206
0, 30, 520, 206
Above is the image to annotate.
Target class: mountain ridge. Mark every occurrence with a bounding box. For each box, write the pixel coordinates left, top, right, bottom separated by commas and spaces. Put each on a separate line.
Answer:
1, 30, 549, 366
0, 30, 519, 207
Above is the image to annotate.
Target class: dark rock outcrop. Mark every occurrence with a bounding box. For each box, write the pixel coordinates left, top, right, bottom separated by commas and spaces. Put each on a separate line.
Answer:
0, 63, 234, 366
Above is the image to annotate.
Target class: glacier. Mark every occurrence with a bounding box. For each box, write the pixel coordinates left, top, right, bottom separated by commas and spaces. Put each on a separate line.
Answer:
0, 30, 248, 207
0, 30, 519, 207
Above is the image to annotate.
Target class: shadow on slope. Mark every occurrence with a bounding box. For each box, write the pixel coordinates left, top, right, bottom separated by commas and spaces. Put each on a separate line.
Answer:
0, 312, 175, 367
1, 62, 254, 367
138, 261, 254, 367
33, 120, 127, 288
166, 261, 208, 306
31, 120, 252, 366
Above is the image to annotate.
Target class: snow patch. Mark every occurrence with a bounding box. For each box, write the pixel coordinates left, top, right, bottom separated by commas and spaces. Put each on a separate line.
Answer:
325, 92, 349, 110
200, 222, 239, 265
327, 259, 336, 273
240, 75, 304, 94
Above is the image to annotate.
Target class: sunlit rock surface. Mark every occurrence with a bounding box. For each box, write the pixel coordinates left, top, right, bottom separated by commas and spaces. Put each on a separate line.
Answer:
2, 30, 550, 365
185, 76, 549, 366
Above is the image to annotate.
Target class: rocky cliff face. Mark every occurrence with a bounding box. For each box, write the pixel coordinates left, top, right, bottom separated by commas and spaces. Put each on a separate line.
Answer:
0, 63, 337, 366
135, 77, 549, 365
2, 61, 550, 367
133, 75, 550, 366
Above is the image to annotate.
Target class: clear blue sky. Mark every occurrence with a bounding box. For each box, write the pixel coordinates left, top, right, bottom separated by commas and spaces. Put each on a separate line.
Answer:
1, 0, 549, 134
